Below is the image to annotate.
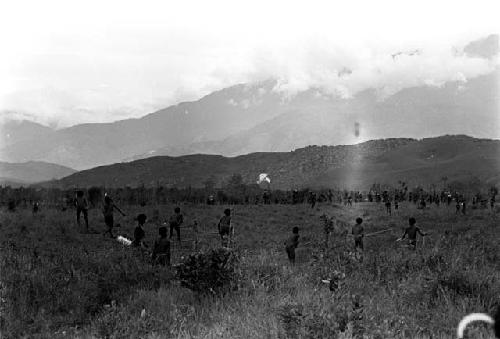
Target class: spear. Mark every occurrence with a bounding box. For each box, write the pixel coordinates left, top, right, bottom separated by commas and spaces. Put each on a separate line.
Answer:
302, 228, 394, 248
365, 228, 393, 237
346, 228, 393, 238
227, 206, 235, 248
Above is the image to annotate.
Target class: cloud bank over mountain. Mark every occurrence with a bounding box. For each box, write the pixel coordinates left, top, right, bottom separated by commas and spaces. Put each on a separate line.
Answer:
1, 0, 498, 128
252, 36, 498, 100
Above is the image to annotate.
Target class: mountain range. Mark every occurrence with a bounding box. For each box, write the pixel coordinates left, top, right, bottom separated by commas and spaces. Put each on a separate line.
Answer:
1, 35, 498, 170
45, 135, 500, 190
0, 35, 500, 177
0, 161, 76, 187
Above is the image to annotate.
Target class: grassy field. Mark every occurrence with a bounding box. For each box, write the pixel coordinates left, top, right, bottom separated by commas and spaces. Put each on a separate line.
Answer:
1, 201, 499, 338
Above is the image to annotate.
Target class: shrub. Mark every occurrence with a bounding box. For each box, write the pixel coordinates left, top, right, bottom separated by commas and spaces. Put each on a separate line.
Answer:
175, 248, 241, 295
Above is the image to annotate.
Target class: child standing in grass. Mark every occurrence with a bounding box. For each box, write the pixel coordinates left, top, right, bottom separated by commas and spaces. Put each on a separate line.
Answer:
169, 207, 183, 242
132, 214, 147, 248
397, 217, 427, 250
152, 226, 170, 266
102, 195, 126, 238
284, 227, 300, 264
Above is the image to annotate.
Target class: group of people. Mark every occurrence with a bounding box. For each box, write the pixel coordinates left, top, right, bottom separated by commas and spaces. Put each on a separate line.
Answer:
133, 207, 233, 265
73, 191, 235, 266
72, 190, 432, 267
284, 216, 428, 265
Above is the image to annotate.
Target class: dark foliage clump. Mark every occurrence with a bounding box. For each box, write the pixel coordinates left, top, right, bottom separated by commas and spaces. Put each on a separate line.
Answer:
176, 248, 240, 295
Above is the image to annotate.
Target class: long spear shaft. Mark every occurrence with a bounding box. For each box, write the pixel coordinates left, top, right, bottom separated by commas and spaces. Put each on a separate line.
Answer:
346, 228, 393, 238
365, 228, 393, 237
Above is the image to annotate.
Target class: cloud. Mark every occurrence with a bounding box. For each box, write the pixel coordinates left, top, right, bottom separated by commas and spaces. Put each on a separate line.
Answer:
245, 36, 498, 100
0, 4, 498, 128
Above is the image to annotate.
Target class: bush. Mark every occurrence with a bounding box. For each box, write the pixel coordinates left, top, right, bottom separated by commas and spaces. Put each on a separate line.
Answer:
175, 248, 241, 295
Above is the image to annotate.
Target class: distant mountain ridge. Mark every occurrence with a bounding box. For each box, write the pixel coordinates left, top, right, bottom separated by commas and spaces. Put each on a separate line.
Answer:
0, 161, 76, 186
48, 135, 500, 190
1, 35, 498, 170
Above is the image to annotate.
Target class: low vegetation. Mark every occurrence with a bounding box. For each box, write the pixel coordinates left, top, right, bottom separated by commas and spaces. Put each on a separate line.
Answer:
1, 202, 498, 338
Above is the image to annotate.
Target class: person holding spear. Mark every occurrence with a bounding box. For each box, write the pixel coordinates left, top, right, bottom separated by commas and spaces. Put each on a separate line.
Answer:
352, 217, 365, 251
396, 217, 428, 250
102, 194, 126, 238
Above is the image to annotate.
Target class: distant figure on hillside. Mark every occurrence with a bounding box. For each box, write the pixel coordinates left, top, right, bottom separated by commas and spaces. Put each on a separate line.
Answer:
102, 195, 126, 238
352, 217, 364, 250
169, 207, 183, 241
32, 201, 39, 215
292, 189, 299, 204
397, 217, 427, 250
455, 200, 461, 214
263, 190, 271, 205
75, 190, 89, 231
218, 209, 233, 247
419, 198, 426, 209
132, 213, 147, 248
347, 196, 353, 207
207, 194, 215, 205
394, 199, 399, 211
461, 201, 467, 215
152, 226, 170, 266
309, 192, 317, 209
385, 200, 392, 215
284, 226, 300, 265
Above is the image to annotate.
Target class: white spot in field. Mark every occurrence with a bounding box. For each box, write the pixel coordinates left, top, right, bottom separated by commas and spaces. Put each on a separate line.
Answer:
116, 235, 132, 246
140, 309, 146, 318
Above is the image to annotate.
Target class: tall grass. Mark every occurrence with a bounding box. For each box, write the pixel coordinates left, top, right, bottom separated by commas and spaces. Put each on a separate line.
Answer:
1, 202, 498, 338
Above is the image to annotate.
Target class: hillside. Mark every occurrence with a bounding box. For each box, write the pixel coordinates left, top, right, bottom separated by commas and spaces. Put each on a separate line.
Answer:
308, 135, 500, 189
48, 135, 500, 190
0, 161, 76, 186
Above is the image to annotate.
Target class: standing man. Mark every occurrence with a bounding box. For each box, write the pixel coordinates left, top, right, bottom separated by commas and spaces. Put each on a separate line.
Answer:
75, 190, 89, 232
397, 217, 427, 250
152, 226, 170, 266
352, 217, 364, 251
284, 227, 300, 265
169, 207, 184, 242
102, 195, 126, 238
218, 208, 233, 247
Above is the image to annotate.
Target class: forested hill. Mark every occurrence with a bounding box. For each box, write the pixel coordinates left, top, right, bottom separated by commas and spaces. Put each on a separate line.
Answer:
46, 135, 500, 190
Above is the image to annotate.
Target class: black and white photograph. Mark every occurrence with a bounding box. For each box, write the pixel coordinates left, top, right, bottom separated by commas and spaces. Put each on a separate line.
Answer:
0, 0, 499, 337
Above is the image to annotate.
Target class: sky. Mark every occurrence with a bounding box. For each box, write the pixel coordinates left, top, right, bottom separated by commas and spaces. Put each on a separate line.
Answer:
0, 0, 499, 128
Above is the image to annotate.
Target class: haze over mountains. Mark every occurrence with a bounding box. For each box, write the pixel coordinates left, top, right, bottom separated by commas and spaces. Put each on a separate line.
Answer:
0, 34, 498, 173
